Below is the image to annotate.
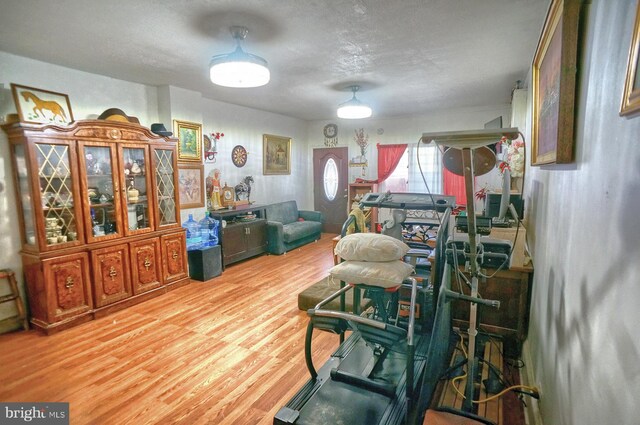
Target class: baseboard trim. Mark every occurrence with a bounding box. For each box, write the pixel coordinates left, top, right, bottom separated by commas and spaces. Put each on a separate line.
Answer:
520, 339, 543, 425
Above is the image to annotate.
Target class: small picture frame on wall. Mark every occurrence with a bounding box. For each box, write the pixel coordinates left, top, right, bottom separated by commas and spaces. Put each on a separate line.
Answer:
531, 0, 583, 165
620, 3, 640, 117
177, 163, 204, 209
10, 83, 74, 125
174, 119, 202, 162
263, 134, 291, 175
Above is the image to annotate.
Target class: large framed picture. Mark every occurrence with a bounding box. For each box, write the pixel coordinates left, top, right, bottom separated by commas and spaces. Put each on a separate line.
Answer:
177, 163, 204, 209
10, 83, 74, 125
531, 0, 583, 165
174, 120, 202, 162
263, 134, 291, 175
620, 3, 640, 117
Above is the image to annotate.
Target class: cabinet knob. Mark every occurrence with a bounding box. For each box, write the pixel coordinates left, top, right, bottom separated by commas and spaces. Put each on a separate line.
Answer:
65, 276, 75, 289
108, 266, 117, 280
144, 257, 152, 270
171, 250, 178, 260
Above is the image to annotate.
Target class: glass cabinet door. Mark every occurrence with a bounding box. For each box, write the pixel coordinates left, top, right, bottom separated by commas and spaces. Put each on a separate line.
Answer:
12, 144, 36, 247
120, 146, 153, 234
153, 147, 179, 227
79, 143, 122, 242
34, 141, 80, 247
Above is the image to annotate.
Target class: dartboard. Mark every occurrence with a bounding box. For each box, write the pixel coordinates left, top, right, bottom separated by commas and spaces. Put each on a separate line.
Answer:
232, 145, 247, 167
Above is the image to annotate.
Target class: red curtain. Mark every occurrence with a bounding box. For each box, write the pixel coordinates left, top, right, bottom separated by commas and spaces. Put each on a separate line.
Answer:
443, 168, 471, 206
377, 143, 408, 183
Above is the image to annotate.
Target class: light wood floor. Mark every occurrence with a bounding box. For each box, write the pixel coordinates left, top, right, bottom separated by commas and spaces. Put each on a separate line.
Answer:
0, 234, 342, 425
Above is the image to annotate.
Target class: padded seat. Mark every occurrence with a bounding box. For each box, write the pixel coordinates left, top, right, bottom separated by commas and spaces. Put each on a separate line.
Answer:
283, 220, 322, 243
297, 277, 371, 312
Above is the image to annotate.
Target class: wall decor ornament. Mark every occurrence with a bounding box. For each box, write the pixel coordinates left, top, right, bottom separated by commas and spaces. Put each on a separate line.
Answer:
620, 3, 640, 116
323, 123, 338, 146
177, 163, 204, 208
263, 134, 291, 175
174, 120, 202, 162
205, 131, 224, 163
232, 145, 248, 167
531, 0, 583, 165
10, 83, 74, 125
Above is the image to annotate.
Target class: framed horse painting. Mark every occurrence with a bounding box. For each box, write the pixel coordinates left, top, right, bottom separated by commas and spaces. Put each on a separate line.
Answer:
11, 84, 74, 125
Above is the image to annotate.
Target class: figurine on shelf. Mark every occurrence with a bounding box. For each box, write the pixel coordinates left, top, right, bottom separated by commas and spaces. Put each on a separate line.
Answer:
206, 168, 224, 210
131, 160, 142, 175
127, 180, 139, 202
85, 153, 97, 174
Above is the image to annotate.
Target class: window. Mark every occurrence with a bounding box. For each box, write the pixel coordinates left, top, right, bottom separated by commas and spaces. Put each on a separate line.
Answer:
323, 158, 338, 200
381, 144, 442, 194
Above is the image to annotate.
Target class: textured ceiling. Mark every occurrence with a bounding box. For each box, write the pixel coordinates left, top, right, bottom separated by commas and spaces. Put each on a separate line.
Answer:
0, 0, 549, 121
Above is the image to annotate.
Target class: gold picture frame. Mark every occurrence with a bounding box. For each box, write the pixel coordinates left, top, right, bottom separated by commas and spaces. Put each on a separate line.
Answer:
174, 120, 202, 162
620, 3, 640, 117
10, 83, 74, 125
531, 0, 583, 165
263, 134, 291, 175
177, 163, 204, 209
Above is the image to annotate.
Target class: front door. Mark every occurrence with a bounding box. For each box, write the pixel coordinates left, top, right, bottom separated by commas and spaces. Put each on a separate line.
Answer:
313, 147, 348, 233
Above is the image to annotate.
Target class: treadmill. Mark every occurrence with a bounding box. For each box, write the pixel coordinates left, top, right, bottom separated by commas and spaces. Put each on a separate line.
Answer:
274, 201, 455, 425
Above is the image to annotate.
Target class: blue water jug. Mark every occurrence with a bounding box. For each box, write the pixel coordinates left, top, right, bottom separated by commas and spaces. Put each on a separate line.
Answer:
199, 213, 219, 247
182, 214, 202, 250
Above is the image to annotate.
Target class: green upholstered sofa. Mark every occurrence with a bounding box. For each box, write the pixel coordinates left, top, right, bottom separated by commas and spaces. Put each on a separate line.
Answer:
265, 201, 323, 254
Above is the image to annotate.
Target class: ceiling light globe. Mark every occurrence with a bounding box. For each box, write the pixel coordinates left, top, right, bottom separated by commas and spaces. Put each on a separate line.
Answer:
337, 104, 372, 119
210, 60, 270, 88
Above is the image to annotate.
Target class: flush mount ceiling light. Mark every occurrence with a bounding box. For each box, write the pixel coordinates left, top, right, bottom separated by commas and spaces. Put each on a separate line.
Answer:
337, 85, 372, 119
209, 26, 270, 88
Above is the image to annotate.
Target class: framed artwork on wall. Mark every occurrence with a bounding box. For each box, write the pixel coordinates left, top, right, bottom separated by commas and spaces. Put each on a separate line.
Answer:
263, 134, 291, 175
177, 163, 204, 209
620, 3, 640, 117
174, 119, 202, 162
10, 83, 74, 125
531, 0, 583, 165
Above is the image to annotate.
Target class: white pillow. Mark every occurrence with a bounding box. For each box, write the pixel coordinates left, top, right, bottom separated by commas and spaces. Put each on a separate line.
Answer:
329, 260, 414, 288
335, 233, 409, 262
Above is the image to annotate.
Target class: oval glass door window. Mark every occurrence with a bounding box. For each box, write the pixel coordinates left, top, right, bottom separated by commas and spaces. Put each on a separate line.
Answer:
323, 158, 339, 201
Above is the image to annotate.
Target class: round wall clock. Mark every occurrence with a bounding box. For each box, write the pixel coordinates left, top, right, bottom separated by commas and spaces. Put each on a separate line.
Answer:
231, 145, 247, 167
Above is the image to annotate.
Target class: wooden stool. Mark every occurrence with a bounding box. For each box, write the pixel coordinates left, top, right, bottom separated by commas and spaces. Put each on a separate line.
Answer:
0, 269, 29, 331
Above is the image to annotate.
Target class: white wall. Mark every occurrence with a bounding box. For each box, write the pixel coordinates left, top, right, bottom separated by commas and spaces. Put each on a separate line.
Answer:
524, 1, 640, 424
307, 104, 511, 216
199, 97, 310, 219
0, 52, 309, 329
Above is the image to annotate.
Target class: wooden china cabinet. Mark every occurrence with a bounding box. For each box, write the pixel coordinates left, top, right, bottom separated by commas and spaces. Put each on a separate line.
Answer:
2, 120, 189, 334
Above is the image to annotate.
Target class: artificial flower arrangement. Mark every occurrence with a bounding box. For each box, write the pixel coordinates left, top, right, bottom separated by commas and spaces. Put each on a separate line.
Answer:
499, 136, 525, 177
210, 131, 224, 152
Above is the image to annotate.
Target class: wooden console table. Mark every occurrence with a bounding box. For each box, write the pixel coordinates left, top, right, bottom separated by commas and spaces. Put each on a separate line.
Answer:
450, 225, 533, 358
210, 205, 267, 268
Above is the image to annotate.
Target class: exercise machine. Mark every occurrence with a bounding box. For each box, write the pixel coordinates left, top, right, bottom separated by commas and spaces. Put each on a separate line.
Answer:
274, 203, 455, 425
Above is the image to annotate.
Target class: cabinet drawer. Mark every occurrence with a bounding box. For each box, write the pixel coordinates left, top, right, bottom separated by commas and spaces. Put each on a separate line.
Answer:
91, 243, 132, 307
160, 232, 188, 283
129, 238, 163, 294
42, 252, 93, 323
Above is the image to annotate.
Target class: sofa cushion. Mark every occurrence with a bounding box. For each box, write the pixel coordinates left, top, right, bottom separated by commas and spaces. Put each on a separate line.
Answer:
283, 221, 322, 243
266, 200, 299, 225
335, 233, 409, 262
